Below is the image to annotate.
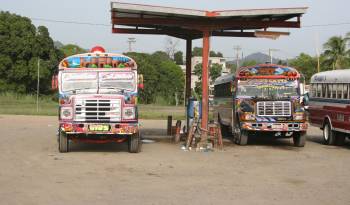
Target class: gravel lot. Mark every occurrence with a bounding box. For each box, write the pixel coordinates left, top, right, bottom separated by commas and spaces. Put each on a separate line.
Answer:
0, 115, 349, 205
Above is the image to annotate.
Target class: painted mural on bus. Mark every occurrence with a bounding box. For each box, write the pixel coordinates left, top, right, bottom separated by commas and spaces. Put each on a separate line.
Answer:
213, 64, 308, 147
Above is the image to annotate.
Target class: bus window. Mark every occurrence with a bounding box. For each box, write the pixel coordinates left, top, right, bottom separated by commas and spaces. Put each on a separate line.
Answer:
327, 84, 332, 98
343, 84, 349, 99
322, 84, 327, 98
317, 84, 322, 97
337, 84, 343, 99
332, 84, 336, 98
311, 84, 316, 97
214, 82, 232, 97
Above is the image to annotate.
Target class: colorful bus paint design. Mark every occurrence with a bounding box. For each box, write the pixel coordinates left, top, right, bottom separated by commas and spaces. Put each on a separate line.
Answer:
213, 64, 308, 147
55, 47, 142, 153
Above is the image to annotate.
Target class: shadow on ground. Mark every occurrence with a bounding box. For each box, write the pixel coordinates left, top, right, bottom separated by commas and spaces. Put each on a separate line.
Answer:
307, 134, 350, 150
69, 141, 129, 153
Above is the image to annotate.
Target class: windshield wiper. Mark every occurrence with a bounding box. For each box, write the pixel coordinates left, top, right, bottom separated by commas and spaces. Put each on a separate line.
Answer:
101, 87, 130, 93
65, 87, 96, 93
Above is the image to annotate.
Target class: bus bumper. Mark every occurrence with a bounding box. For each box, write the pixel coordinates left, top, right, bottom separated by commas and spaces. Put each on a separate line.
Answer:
241, 122, 308, 132
60, 122, 139, 135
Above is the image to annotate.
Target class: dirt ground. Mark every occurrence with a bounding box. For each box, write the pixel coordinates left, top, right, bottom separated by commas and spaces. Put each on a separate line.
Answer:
0, 115, 349, 205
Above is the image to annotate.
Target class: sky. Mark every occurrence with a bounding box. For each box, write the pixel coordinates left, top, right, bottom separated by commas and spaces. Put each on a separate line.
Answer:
2, 0, 350, 60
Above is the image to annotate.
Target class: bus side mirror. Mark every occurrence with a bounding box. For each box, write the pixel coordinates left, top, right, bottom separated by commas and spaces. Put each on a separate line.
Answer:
51, 75, 58, 91
302, 93, 309, 106
138, 74, 144, 90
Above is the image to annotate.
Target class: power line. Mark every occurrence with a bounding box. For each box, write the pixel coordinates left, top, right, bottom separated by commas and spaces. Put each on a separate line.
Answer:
303, 22, 350, 28
31, 17, 110, 27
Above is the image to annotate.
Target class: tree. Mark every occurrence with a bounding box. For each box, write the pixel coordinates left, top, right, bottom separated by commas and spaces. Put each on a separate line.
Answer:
164, 37, 179, 59
209, 63, 223, 83
0, 11, 63, 94
241, 60, 258, 67
174, 51, 184, 65
210, 51, 224, 57
192, 47, 203, 56
152, 51, 171, 62
126, 51, 185, 105
192, 47, 224, 57
323, 34, 350, 70
126, 52, 159, 104
193, 63, 223, 96
60, 44, 87, 57
289, 53, 318, 83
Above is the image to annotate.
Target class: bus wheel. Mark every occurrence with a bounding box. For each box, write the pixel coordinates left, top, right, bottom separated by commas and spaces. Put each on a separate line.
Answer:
323, 122, 336, 145
58, 132, 69, 153
128, 133, 142, 153
335, 133, 345, 146
293, 132, 305, 147
237, 130, 248, 146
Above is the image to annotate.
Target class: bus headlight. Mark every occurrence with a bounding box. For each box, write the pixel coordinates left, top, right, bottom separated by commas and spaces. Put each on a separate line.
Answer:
293, 113, 305, 121
60, 107, 73, 120
123, 107, 135, 120
241, 113, 255, 121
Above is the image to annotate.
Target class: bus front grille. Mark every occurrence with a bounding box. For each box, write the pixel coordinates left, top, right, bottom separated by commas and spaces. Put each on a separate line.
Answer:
257, 101, 291, 117
74, 99, 121, 122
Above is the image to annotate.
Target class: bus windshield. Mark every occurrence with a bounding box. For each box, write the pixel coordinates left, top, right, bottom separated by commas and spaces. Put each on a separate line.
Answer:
61, 71, 136, 93
237, 79, 299, 98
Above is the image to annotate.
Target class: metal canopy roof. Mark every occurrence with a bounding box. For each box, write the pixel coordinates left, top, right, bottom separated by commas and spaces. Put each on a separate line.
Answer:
111, 1, 307, 40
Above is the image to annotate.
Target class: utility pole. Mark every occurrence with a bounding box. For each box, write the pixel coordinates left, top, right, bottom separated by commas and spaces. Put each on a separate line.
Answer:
36, 58, 40, 112
269, 48, 279, 64
233, 46, 242, 71
127, 37, 136, 52
315, 33, 321, 73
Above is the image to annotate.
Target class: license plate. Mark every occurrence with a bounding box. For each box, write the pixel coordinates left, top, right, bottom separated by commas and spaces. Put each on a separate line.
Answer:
88, 124, 110, 132
271, 124, 283, 129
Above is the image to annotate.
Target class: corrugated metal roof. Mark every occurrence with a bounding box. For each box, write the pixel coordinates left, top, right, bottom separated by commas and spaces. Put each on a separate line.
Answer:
111, 2, 307, 18
111, 2, 307, 39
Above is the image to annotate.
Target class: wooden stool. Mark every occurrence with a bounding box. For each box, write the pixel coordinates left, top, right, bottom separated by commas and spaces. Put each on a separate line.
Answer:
185, 122, 223, 150
208, 123, 223, 150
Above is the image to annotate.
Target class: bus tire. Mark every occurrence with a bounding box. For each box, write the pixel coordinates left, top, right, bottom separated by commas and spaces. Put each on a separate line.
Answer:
293, 132, 305, 147
335, 133, 345, 146
323, 122, 336, 145
128, 133, 142, 153
237, 130, 248, 146
58, 132, 69, 153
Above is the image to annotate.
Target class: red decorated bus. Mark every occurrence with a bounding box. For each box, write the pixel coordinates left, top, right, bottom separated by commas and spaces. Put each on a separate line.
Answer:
309, 69, 350, 145
53, 46, 143, 153
214, 64, 308, 146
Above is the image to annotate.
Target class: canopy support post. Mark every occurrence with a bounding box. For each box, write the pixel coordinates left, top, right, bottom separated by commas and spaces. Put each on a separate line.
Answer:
201, 30, 210, 136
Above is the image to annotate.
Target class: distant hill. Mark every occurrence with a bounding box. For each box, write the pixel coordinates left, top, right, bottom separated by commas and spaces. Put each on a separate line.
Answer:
227, 52, 281, 65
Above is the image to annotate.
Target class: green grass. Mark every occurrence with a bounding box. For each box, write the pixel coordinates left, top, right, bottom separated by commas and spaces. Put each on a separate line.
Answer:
0, 93, 186, 120
0, 93, 57, 116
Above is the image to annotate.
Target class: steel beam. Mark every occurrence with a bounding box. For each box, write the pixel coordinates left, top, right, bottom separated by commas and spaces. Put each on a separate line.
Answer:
112, 28, 202, 39
112, 28, 190, 39
113, 28, 262, 39
112, 17, 301, 29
